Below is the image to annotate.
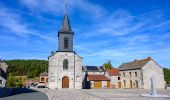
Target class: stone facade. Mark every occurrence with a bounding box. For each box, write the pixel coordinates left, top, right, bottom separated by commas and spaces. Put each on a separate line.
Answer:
119, 69, 142, 88
118, 57, 165, 89
142, 59, 165, 89
48, 52, 82, 89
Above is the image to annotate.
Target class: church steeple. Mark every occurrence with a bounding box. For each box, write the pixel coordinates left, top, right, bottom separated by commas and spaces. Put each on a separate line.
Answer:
60, 15, 73, 33
58, 14, 74, 51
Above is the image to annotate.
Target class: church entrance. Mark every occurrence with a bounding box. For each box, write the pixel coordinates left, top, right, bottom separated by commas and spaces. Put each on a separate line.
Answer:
62, 76, 69, 88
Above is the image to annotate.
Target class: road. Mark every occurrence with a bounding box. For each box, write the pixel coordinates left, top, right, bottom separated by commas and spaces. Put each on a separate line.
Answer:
0, 88, 48, 100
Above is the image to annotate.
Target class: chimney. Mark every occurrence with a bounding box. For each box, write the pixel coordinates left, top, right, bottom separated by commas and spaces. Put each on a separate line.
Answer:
147, 57, 152, 61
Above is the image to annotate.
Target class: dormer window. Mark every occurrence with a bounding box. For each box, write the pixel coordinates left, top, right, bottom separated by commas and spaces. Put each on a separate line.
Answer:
64, 37, 69, 49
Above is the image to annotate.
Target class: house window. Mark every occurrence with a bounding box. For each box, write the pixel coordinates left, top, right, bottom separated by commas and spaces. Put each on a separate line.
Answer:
129, 72, 132, 77
123, 72, 125, 77
123, 80, 126, 87
0, 80, 2, 84
118, 77, 120, 80
63, 59, 68, 70
64, 37, 69, 49
135, 72, 137, 77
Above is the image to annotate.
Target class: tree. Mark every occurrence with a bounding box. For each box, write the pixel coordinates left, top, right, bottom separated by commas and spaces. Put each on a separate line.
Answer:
103, 60, 113, 70
6, 73, 15, 87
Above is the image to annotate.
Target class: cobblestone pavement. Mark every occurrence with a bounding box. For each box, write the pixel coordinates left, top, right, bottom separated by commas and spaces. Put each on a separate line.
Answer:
37, 88, 170, 100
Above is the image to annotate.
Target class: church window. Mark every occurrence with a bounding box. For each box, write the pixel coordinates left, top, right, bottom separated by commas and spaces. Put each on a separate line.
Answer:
64, 37, 69, 49
63, 59, 68, 70
118, 77, 120, 80
0, 80, 2, 84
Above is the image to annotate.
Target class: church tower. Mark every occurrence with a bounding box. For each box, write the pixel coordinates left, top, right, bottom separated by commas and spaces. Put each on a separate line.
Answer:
58, 15, 74, 51
48, 6, 83, 89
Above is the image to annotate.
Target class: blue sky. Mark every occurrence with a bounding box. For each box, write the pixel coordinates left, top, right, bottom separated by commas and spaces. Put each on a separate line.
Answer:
0, 0, 170, 68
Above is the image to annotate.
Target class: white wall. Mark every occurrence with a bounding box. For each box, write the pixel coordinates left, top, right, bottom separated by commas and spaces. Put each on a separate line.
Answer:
142, 60, 165, 89
48, 52, 83, 89
0, 76, 6, 87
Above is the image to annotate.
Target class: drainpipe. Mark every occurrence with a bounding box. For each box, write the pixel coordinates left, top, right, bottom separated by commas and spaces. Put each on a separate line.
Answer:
74, 51, 75, 89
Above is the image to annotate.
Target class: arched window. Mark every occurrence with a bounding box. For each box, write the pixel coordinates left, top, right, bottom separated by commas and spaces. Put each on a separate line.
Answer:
63, 59, 68, 70
64, 37, 69, 49
41, 77, 44, 82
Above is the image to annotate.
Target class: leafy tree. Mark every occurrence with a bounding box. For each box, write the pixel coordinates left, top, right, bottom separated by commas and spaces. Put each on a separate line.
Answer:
163, 68, 170, 82
6, 73, 15, 87
103, 60, 113, 70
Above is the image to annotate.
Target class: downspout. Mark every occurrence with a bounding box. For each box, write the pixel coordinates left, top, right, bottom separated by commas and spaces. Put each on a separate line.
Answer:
74, 51, 75, 89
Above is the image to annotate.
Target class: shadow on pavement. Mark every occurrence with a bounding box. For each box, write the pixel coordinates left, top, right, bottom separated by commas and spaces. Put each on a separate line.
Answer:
10, 88, 37, 96
0, 88, 37, 98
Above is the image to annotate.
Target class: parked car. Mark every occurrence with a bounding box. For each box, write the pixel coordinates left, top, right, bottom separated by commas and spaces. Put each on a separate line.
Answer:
37, 82, 46, 88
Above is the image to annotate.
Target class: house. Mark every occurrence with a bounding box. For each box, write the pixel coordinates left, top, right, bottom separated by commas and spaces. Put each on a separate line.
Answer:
118, 57, 165, 89
40, 71, 48, 86
82, 66, 110, 89
0, 59, 8, 87
105, 68, 121, 88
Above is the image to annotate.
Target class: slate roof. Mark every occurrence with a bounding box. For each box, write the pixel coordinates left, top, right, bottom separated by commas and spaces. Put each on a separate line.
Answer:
59, 15, 73, 33
87, 75, 110, 81
40, 71, 48, 76
107, 68, 120, 76
82, 66, 105, 72
118, 57, 152, 71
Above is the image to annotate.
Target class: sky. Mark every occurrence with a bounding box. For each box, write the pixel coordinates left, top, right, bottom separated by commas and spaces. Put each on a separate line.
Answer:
0, 0, 170, 68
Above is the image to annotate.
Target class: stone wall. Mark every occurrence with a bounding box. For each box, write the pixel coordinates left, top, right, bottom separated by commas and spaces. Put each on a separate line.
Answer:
48, 52, 82, 89
119, 69, 142, 88
142, 60, 165, 89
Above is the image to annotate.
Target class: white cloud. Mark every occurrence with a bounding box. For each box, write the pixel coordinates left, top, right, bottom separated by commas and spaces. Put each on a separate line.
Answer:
0, 6, 56, 42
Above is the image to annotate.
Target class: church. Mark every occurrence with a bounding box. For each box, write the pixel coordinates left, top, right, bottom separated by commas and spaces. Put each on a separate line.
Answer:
48, 13, 165, 89
48, 14, 83, 89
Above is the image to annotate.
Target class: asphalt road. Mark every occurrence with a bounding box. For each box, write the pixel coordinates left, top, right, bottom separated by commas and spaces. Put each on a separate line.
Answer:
0, 88, 48, 100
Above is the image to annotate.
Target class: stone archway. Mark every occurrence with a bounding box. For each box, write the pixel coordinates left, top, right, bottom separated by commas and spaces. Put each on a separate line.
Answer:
62, 76, 69, 88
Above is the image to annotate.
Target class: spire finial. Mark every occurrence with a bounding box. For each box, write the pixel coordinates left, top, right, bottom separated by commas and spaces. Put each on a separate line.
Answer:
64, 0, 68, 15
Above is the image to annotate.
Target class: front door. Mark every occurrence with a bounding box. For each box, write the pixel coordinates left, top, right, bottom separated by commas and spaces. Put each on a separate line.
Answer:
130, 80, 132, 88
107, 81, 111, 88
118, 82, 121, 88
62, 76, 69, 88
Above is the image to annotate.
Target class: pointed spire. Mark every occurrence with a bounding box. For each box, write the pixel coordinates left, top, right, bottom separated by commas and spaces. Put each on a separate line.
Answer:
59, 0, 73, 33
60, 15, 72, 32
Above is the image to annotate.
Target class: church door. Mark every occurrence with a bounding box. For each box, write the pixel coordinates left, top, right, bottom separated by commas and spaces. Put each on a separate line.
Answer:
62, 76, 69, 88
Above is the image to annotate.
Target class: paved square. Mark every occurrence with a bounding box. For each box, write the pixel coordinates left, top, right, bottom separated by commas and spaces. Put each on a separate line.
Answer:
38, 89, 170, 100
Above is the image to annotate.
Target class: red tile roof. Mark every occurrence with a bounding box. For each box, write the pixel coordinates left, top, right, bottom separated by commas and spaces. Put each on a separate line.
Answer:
87, 75, 110, 81
107, 68, 120, 76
